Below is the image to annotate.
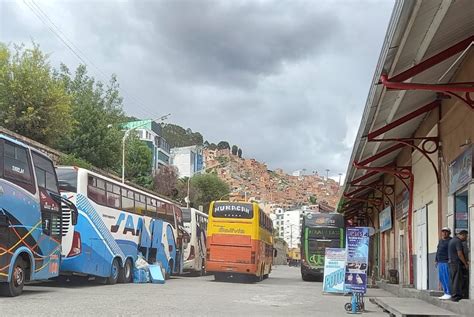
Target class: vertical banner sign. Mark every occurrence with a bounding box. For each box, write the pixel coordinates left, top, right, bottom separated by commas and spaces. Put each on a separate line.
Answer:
345, 227, 369, 293
322, 248, 346, 293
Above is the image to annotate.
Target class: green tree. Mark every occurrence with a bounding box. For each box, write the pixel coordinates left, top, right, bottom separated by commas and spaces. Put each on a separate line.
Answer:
190, 173, 229, 212
217, 141, 230, 150
161, 123, 203, 148
237, 148, 242, 158
0, 43, 72, 146
125, 134, 153, 188
309, 195, 318, 204
56, 64, 125, 170
153, 165, 178, 197
231, 145, 238, 155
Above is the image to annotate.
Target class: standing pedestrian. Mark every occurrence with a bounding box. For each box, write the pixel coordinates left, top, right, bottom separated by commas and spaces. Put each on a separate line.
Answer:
435, 227, 452, 299
448, 230, 469, 302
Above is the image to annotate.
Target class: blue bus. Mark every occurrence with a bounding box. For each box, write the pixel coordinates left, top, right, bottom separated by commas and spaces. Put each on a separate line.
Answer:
56, 167, 183, 283
0, 135, 77, 296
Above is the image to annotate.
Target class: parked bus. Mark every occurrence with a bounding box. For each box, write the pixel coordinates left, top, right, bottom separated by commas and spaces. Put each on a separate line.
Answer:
56, 166, 184, 283
182, 208, 208, 276
300, 212, 345, 281
206, 201, 274, 282
0, 135, 77, 296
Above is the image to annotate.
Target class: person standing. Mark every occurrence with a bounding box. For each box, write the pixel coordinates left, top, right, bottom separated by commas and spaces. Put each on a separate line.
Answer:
448, 230, 469, 302
435, 227, 452, 299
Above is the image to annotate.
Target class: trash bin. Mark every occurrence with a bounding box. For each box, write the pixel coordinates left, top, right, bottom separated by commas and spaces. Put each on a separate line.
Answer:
388, 269, 399, 284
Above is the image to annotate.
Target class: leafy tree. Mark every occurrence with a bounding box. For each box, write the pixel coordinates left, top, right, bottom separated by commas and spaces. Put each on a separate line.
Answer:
124, 133, 153, 188
309, 195, 318, 204
58, 153, 92, 169
190, 173, 229, 212
161, 123, 203, 148
207, 142, 217, 150
154, 165, 179, 197
237, 148, 242, 158
175, 177, 201, 205
231, 145, 238, 155
56, 64, 125, 171
217, 141, 230, 150
0, 43, 73, 146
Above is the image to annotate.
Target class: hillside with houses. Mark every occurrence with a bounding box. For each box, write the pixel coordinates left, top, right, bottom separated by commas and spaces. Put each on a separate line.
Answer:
203, 148, 341, 212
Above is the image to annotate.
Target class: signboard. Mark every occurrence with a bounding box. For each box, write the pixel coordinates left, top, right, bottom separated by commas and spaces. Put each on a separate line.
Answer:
379, 206, 392, 233
345, 227, 369, 293
449, 145, 472, 194
395, 190, 409, 220
322, 248, 346, 293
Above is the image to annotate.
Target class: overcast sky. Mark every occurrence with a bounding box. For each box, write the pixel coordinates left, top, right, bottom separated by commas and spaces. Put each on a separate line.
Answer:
0, 0, 394, 179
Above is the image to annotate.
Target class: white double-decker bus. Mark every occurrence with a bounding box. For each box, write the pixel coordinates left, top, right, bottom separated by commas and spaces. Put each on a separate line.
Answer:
56, 166, 184, 283
182, 208, 207, 276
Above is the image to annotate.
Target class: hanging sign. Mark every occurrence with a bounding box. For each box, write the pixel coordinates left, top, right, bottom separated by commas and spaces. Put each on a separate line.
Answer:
379, 206, 392, 233
449, 145, 472, 194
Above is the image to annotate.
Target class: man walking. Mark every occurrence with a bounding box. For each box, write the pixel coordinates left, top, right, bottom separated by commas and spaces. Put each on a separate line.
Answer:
448, 230, 469, 302
435, 227, 452, 299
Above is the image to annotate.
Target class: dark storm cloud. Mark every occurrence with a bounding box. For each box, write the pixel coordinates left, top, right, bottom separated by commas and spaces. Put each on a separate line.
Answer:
131, 0, 342, 87
0, 0, 395, 176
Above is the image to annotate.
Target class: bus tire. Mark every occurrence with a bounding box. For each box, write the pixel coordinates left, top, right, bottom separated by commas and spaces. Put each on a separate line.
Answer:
200, 259, 206, 276
166, 260, 173, 280
0, 257, 26, 297
301, 273, 311, 281
106, 258, 120, 285
118, 259, 133, 284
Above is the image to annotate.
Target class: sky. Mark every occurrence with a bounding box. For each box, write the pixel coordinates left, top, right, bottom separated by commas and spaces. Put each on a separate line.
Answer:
0, 0, 394, 180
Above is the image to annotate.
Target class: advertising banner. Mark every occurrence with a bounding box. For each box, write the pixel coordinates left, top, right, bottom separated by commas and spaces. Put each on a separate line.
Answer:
449, 145, 472, 194
322, 248, 346, 293
345, 227, 369, 293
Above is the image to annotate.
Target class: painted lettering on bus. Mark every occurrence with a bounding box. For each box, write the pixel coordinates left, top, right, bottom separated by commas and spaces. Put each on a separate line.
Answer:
110, 213, 144, 236
309, 254, 324, 266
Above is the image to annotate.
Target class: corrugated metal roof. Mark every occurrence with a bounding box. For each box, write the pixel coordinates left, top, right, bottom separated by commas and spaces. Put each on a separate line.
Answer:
341, 0, 474, 211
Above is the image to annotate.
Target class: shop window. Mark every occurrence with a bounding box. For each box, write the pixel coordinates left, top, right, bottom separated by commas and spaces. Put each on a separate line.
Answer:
454, 189, 469, 233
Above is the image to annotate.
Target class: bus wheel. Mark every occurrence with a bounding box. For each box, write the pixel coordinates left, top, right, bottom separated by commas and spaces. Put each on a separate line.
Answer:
301, 273, 311, 281
0, 258, 26, 297
106, 258, 120, 285
118, 259, 133, 284
200, 259, 206, 276
165, 260, 173, 280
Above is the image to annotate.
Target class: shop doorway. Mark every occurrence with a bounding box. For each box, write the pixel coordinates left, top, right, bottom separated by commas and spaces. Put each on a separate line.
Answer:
454, 188, 469, 298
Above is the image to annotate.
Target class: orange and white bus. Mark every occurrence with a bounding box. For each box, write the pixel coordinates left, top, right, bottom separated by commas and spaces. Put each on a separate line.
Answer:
206, 201, 274, 281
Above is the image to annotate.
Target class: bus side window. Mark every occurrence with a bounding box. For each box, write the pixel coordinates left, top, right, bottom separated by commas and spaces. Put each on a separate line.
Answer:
106, 182, 121, 209
2, 141, 36, 194
121, 189, 135, 213
87, 175, 107, 206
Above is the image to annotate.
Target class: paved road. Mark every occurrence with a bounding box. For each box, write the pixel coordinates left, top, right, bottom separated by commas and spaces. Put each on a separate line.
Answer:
0, 266, 390, 316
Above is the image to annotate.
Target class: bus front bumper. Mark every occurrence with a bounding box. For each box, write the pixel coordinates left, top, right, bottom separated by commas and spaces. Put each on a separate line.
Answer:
206, 261, 257, 275
301, 263, 323, 276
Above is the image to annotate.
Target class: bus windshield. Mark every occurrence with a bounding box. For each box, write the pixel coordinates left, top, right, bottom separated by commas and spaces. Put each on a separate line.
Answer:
56, 167, 78, 192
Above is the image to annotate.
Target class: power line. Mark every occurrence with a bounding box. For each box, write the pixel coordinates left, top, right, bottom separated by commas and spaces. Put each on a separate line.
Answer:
22, 0, 158, 119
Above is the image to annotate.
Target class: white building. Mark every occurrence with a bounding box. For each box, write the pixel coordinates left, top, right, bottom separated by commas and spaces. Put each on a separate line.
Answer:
170, 145, 204, 178
271, 208, 307, 248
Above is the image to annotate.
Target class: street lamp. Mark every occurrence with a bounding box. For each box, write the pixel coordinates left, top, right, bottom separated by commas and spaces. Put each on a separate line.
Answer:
122, 113, 171, 183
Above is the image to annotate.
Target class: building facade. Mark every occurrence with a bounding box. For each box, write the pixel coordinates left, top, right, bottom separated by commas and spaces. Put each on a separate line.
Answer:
170, 145, 204, 178
339, 0, 474, 299
271, 208, 306, 248
123, 119, 171, 172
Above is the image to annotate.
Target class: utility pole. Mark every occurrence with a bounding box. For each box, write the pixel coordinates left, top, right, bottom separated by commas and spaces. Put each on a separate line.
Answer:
325, 169, 330, 181
338, 173, 343, 187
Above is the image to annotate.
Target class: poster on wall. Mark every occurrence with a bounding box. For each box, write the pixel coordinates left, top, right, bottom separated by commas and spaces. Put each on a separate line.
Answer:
379, 206, 392, 232
395, 190, 410, 220
345, 227, 369, 293
322, 248, 346, 293
449, 145, 472, 194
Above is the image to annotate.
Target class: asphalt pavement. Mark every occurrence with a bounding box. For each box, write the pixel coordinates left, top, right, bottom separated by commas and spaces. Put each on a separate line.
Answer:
0, 266, 391, 316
